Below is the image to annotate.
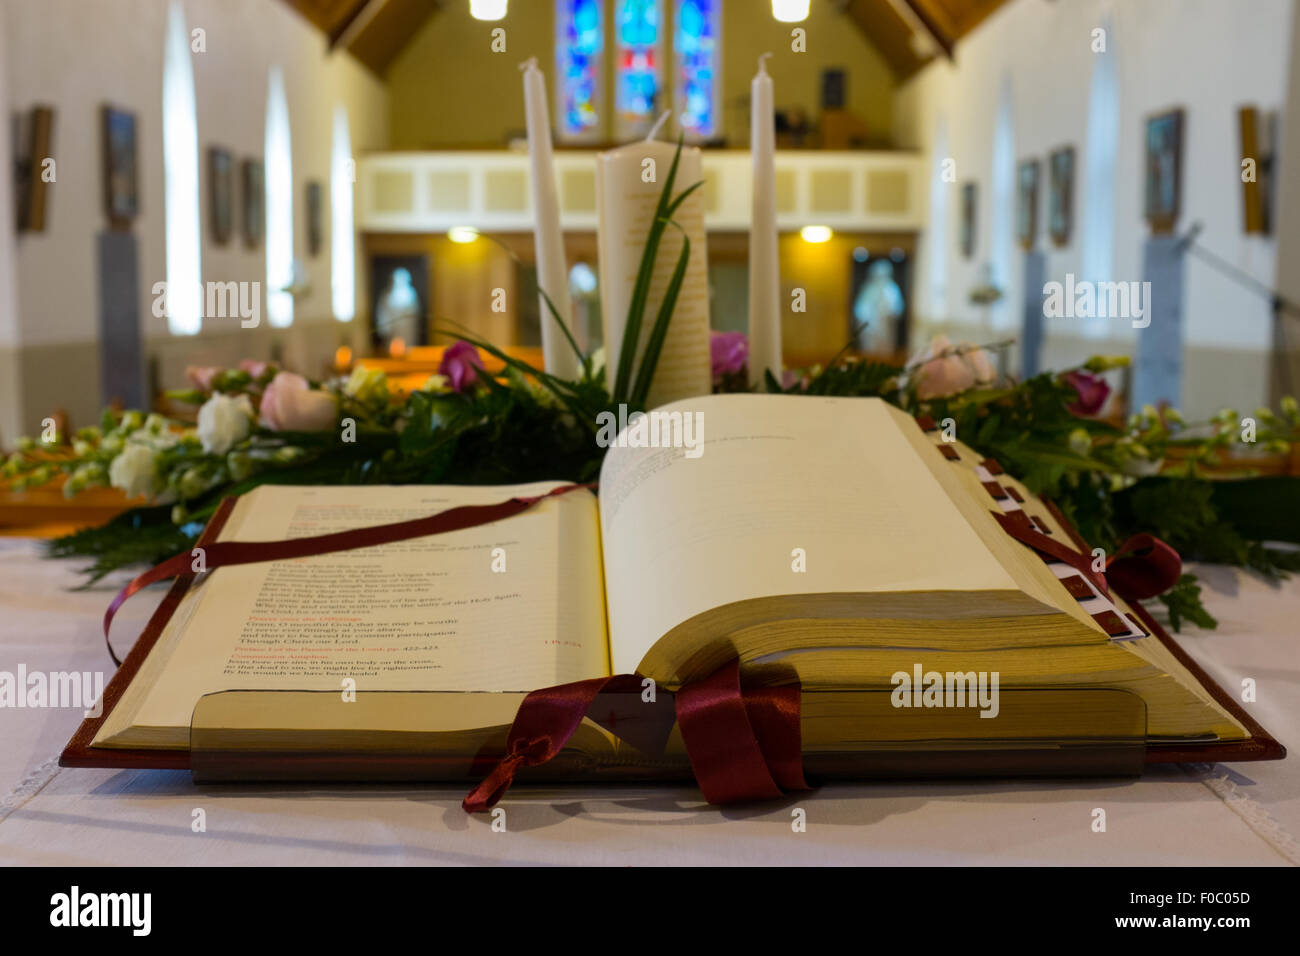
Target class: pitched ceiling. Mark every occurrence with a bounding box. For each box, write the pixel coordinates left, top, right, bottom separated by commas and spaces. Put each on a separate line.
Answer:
279, 0, 1008, 80
844, 0, 1012, 78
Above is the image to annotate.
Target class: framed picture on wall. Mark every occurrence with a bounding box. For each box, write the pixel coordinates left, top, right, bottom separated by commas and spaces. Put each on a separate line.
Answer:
15, 105, 55, 232
1238, 106, 1276, 235
101, 105, 138, 229
207, 147, 234, 245
1016, 159, 1039, 250
242, 159, 264, 248
1144, 108, 1184, 235
960, 182, 977, 259
305, 181, 323, 257
1048, 146, 1074, 247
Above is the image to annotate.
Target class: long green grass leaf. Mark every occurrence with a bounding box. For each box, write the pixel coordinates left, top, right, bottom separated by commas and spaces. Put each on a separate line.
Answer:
630, 220, 691, 408
471, 231, 590, 376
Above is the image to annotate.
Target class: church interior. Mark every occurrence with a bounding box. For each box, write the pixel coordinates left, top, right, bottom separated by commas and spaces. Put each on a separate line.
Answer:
2, 0, 1299, 529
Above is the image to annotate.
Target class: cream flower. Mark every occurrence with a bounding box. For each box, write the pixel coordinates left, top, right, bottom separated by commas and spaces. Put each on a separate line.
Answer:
196, 393, 254, 455
344, 366, 390, 404
108, 442, 158, 500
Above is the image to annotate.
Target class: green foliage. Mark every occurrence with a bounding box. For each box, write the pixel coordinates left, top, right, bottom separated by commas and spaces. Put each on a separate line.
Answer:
1157, 574, 1218, 632
46, 506, 196, 587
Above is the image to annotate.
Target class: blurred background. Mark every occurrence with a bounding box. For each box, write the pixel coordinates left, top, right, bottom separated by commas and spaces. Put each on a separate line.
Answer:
1, 0, 1297, 450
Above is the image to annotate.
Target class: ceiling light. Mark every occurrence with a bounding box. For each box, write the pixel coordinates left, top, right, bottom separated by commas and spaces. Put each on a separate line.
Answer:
772, 0, 810, 23
800, 225, 833, 243
470, 0, 507, 22
448, 226, 480, 244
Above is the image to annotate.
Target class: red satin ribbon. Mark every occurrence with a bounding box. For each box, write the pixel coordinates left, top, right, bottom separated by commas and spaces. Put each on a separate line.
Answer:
677, 660, 807, 803
1106, 533, 1182, 600
993, 510, 1181, 604
102, 483, 596, 666
462, 659, 809, 812
993, 509, 1112, 595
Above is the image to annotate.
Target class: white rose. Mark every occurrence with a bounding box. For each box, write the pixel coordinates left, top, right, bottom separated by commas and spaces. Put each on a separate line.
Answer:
197, 393, 254, 455
108, 442, 158, 500
1122, 456, 1164, 478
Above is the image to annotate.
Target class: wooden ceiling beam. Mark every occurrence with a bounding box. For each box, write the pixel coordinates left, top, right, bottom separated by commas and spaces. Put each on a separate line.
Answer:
900, 0, 956, 58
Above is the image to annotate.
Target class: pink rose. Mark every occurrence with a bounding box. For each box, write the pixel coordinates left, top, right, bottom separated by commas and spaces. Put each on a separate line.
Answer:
437, 341, 485, 393
186, 366, 220, 391
966, 346, 997, 384
239, 358, 272, 380
710, 330, 748, 382
912, 335, 997, 400
781, 369, 808, 392
1062, 370, 1111, 417
259, 372, 337, 431
916, 353, 975, 399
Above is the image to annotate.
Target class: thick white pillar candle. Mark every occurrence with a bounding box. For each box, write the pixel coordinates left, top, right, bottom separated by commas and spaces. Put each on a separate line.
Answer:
595, 126, 711, 408
748, 53, 782, 389
521, 58, 580, 379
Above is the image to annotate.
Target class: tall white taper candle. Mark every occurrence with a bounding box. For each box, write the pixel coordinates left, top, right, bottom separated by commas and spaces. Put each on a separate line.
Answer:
747, 53, 782, 389
521, 58, 580, 378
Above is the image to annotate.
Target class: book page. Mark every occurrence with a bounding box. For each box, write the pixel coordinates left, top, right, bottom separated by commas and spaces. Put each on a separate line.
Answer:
113, 482, 608, 740
597, 395, 1029, 674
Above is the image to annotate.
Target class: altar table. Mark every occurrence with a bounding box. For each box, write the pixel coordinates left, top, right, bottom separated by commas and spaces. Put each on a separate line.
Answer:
0, 537, 1295, 866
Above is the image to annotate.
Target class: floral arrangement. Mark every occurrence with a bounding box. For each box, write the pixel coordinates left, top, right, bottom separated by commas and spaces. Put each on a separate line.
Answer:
5, 141, 1299, 631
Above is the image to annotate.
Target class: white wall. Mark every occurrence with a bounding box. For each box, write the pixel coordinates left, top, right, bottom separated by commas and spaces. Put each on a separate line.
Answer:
1, 0, 388, 433
0, 2, 22, 442
895, 0, 1295, 417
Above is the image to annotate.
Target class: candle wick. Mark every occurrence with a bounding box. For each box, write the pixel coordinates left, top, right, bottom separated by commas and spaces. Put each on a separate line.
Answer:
519, 57, 538, 73
758, 52, 772, 73
645, 110, 671, 142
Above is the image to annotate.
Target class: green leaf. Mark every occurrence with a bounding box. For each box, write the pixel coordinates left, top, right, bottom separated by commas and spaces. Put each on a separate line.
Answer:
1157, 574, 1218, 632
629, 220, 691, 408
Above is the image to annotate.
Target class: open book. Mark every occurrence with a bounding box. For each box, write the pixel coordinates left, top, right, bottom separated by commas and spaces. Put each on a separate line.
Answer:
80, 395, 1278, 771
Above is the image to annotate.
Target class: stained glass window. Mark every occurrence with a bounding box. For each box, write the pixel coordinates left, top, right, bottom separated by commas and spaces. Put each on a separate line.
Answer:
555, 0, 604, 141
615, 0, 662, 138
675, 0, 718, 140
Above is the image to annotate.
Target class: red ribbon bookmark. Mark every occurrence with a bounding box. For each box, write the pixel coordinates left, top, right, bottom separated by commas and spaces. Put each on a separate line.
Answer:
993, 509, 1181, 604
102, 482, 596, 666
462, 660, 809, 812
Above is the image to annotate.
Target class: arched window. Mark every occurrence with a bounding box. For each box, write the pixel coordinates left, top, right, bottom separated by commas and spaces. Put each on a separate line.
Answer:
926, 115, 949, 319
162, 0, 201, 335
330, 105, 354, 323
555, 0, 604, 141
1081, 18, 1118, 337
265, 66, 293, 328
614, 0, 663, 139
675, 0, 719, 140
988, 75, 1015, 329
